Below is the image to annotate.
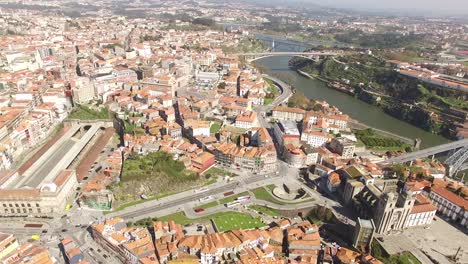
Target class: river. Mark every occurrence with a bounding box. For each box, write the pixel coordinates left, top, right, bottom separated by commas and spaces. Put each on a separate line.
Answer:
254, 54, 450, 149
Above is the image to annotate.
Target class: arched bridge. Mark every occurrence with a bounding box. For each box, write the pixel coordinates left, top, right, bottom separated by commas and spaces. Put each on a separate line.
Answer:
234, 52, 340, 62
379, 138, 468, 177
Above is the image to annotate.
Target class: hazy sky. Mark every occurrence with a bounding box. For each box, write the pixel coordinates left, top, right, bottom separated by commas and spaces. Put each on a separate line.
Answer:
306, 0, 468, 15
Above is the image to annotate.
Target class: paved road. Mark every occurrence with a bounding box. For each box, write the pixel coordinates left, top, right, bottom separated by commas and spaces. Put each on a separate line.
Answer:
260, 74, 293, 111
254, 74, 293, 128
109, 173, 283, 220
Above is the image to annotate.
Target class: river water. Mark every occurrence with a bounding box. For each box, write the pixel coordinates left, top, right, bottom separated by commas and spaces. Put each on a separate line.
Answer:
254, 55, 450, 148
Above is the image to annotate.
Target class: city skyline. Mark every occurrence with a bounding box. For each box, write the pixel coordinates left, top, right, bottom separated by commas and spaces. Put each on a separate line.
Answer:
0, 1, 466, 263
264, 0, 468, 16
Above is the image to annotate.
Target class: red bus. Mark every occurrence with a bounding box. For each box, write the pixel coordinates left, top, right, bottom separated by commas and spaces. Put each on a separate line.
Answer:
24, 224, 43, 228
223, 191, 234, 196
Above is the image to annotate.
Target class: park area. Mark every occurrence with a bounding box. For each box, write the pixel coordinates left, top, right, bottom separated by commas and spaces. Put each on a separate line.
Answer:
212, 212, 265, 232
109, 151, 212, 210
263, 77, 279, 105
134, 211, 266, 232
210, 122, 222, 134
68, 104, 110, 120
355, 128, 411, 151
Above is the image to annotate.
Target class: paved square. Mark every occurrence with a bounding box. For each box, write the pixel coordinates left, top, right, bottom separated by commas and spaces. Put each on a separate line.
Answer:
382, 216, 468, 264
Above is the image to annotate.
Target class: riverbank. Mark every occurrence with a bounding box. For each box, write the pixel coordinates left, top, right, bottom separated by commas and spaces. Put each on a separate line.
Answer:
294, 65, 454, 143
349, 120, 415, 146
289, 54, 464, 141
254, 55, 449, 148
297, 69, 355, 96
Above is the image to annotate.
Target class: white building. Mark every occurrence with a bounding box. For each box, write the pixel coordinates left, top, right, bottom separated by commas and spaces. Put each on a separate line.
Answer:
0, 170, 78, 217
329, 137, 355, 159
405, 194, 437, 228
72, 77, 95, 104
272, 106, 305, 122
235, 111, 257, 129
428, 185, 468, 229
301, 130, 330, 147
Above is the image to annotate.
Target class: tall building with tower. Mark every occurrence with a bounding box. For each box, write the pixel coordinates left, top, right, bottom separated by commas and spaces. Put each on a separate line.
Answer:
348, 177, 418, 235
373, 190, 415, 234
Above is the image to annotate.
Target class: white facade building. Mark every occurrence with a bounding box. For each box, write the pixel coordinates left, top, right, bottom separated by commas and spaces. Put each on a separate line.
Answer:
429, 185, 468, 229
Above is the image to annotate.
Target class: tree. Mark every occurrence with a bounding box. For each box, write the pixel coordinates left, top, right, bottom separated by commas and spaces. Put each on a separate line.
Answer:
312, 104, 323, 111
217, 82, 226, 89
371, 241, 384, 259
192, 17, 215, 27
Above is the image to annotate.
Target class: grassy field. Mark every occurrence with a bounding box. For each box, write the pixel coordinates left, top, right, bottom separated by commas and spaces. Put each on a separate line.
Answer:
108, 160, 217, 213
124, 120, 146, 135
381, 51, 426, 63
197, 200, 219, 209
203, 166, 236, 178
264, 97, 274, 105
372, 241, 421, 264
212, 212, 265, 232
252, 186, 313, 205
248, 205, 280, 216
157, 212, 195, 225
355, 128, 411, 151
390, 252, 422, 264
105, 190, 179, 214
210, 122, 222, 134
264, 77, 279, 95
68, 105, 110, 120
252, 187, 287, 205
156, 211, 265, 232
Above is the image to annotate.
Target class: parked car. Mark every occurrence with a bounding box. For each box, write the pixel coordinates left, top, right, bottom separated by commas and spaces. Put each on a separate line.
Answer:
194, 208, 205, 213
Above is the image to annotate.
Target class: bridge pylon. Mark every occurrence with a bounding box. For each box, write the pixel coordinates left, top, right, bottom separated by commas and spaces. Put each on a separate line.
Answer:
445, 146, 468, 177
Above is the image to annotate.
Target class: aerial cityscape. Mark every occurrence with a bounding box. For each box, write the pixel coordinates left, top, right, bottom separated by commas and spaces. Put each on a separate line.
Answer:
0, 0, 467, 263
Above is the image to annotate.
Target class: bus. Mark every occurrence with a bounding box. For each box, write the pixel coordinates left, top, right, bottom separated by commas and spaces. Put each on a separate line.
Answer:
24, 224, 43, 228
223, 191, 234, 196
236, 195, 251, 202
31, 235, 40, 240
225, 201, 240, 208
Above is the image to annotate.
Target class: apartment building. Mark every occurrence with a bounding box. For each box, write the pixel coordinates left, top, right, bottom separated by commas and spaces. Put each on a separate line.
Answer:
329, 137, 356, 159
301, 130, 330, 148
213, 143, 277, 174
235, 111, 258, 129
272, 106, 305, 122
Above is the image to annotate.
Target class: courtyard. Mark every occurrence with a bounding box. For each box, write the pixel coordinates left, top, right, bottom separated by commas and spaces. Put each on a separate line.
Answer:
381, 216, 468, 264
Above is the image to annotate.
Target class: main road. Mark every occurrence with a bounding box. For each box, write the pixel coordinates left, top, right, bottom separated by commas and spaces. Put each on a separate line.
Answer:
254, 74, 293, 128
108, 172, 289, 220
